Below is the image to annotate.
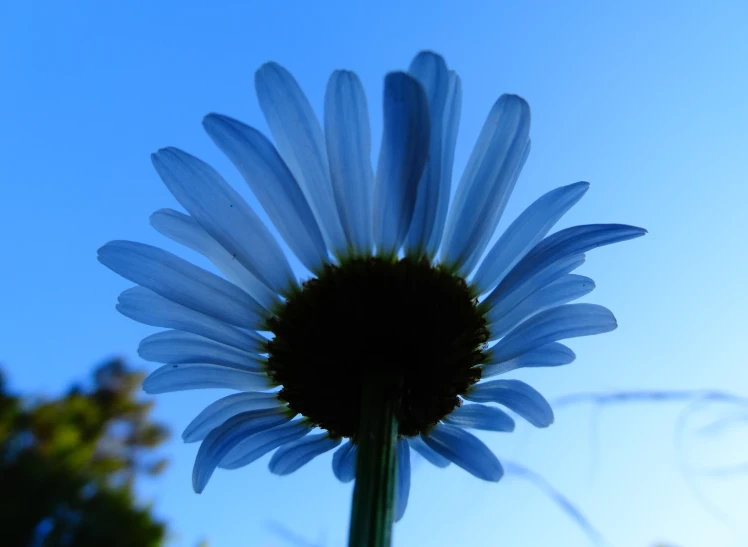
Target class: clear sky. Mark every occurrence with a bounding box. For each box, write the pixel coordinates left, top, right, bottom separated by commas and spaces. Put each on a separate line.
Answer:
2, 1, 747, 546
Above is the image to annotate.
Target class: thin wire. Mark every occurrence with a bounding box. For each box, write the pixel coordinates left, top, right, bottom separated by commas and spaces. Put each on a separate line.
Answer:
503, 460, 609, 547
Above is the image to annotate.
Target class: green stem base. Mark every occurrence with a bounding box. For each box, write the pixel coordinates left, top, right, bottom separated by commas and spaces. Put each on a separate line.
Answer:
347, 378, 399, 547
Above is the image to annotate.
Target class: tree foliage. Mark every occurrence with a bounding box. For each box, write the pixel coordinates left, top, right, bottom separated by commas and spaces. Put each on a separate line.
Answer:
0, 359, 170, 546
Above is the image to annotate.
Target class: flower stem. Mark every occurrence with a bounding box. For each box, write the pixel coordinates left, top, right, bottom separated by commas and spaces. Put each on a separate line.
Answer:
348, 376, 399, 547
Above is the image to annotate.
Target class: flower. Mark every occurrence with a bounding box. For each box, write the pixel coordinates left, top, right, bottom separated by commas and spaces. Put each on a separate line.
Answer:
98, 50, 645, 521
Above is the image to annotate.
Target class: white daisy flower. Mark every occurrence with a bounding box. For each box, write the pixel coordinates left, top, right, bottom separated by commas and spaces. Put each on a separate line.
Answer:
99, 51, 645, 531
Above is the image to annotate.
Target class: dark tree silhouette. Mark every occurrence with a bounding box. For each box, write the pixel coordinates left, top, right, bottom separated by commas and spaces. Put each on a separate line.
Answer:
0, 359, 170, 546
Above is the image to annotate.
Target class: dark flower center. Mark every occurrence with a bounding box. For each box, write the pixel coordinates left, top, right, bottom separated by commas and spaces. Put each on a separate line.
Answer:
265, 257, 488, 440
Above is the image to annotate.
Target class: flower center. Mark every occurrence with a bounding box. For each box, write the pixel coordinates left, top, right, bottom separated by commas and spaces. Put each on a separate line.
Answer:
264, 257, 488, 440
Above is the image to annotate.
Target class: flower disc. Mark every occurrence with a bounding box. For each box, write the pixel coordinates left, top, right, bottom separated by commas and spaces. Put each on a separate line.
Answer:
266, 257, 489, 439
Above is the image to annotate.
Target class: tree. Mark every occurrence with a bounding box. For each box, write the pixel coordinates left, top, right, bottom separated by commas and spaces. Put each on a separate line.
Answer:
0, 359, 170, 546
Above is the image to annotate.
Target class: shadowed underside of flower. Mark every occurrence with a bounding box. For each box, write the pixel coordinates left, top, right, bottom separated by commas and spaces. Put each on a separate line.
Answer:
98, 51, 645, 523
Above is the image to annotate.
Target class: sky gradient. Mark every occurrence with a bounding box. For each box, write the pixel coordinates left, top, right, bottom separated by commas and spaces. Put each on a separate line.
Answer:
2, 1, 747, 546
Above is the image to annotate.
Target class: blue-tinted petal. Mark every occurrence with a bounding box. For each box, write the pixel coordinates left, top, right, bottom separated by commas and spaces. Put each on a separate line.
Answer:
193, 408, 292, 492
138, 331, 263, 371
220, 419, 311, 470
150, 209, 278, 310
408, 436, 450, 468
98, 241, 265, 329
496, 224, 647, 300
444, 404, 515, 432
441, 95, 531, 274
203, 114, 328, 273
117, 287, 266, 352
143, 363, 272, 394
491, 303, 617, 363
331, 440, 357, 483
151, 147, 295, 296
482, 253, 586, 320
268, 433, 341, 476
425, 70, 462, 257
183, 392, 281, 443
324, 70, 374, 256
472, 182, 590, 294
404, 51, 450, 257
482, 343, 575, 378
422, 424, 503, 481
488, 274, 595, 340
255, 63, 347, 255
466, 380, 554, 428
395, 439, 411, 522
373, 72, 431, 257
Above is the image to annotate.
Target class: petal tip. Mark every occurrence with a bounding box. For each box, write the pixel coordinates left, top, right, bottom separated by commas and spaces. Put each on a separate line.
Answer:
499, 93, 530, 108
141, 369, 164, 393
490, 464, 505, 482
330, 68, 355, 79
257, 60, 282, 73
255, 61, 291, 86
384, 71, 426, 93
192, 473, 206, 494
538, 411, 555, 428
153, 146, 177, 158
267, 461, 287, 476
574, 181, 591, 192
182, 431, 200, 444
148, 209, 167, 226
151, 147, 184, 170
202, 112, 221, 127
411, 50, 448, 68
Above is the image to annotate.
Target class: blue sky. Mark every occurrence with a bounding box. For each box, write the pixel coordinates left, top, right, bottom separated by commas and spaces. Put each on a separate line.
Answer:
2, 1, 747, 546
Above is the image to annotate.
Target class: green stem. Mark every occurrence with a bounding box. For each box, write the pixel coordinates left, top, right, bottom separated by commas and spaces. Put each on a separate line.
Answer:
347, 377, 399, 547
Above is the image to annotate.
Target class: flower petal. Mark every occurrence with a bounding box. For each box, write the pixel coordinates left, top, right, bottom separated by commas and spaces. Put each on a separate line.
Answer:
422, 424, 503, 481
441, 95, 531, 274
444, 404, 515, 432
425, 70, 462, 257
193, 408, 292, 493
482, 253, 586, 320
472, 182, 590, 294
98, 241, 265, 329
491, 303, 617, 364
324, 70, 374, 256
150, 209, 278, 310
151, 147, 295, 296
268, 433, 341, 476
404, 51, 450, 257
395, 439, 411, 522
373, 72, 431, 257
143, 364, 272, 394
489, 274, 595, 340
408, 436, 450, 468
466, 380, 554, 428
183, 392, 281, 443
220, 419, 311, 470
255, 62, 347, 255
138, 331, 264, 371
482, 342, 575, 378
117, 287, 266, 352
202, 114, 328, 273
496, 224, 647, 301
331, 440, 358, 483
